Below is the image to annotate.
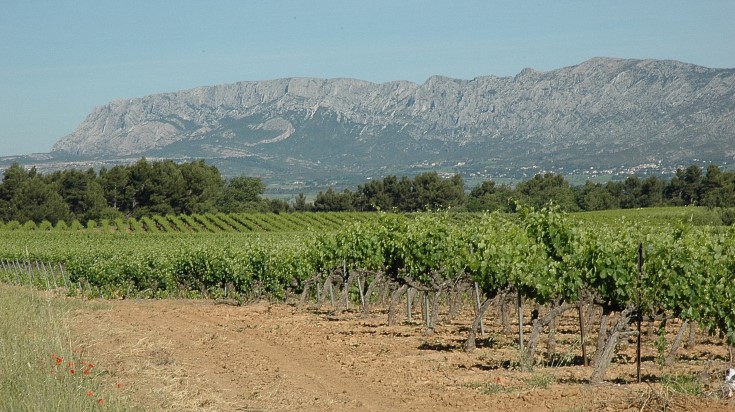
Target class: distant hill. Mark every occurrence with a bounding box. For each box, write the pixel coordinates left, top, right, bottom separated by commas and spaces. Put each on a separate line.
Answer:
16, 57, 735, 188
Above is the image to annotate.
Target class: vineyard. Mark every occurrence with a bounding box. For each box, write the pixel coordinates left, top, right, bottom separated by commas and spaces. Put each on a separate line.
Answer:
0, 211, 379, 234
1, 208, 735, 391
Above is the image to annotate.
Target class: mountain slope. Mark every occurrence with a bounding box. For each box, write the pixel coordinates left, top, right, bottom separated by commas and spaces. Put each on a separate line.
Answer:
52, 57, 735, 183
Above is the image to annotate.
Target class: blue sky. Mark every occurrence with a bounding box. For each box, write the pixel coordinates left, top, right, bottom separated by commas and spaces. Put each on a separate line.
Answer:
1, 0, 733, 157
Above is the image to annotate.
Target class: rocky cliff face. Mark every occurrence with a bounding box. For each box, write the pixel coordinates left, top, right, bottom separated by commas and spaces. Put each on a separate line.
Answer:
52, 57, 735, 180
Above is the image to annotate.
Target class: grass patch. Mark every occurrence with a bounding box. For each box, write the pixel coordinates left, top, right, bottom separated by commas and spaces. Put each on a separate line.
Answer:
661, 373, 702, 396
0, 285, 130, 411
465, 380, 512, 395
523, 373, 555, 389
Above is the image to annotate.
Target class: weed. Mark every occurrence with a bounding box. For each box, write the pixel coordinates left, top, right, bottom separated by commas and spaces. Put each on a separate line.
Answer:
523, 373, 555, 389
0, 285, 131, 410
466, 378, 512, 395
518, 350, 535, 372
546, 336, 579, 368
479, 383, 508, 395
661, 373, 702, 396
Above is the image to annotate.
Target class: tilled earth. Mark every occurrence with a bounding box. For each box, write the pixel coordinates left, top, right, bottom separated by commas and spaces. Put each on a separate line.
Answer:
72, 298, 735, 411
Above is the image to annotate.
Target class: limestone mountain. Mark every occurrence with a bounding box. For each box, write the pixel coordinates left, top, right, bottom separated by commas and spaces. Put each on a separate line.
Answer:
51, 57, 735, 184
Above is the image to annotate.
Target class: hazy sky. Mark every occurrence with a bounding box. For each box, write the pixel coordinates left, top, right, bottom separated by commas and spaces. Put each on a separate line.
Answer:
1, 0, 733, 157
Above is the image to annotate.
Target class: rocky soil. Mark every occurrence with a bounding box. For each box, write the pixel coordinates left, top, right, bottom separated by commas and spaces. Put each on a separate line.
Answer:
73, 298, 735, 411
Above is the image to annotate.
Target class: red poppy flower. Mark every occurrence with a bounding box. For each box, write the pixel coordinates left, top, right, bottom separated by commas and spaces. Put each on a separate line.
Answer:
87, 390, 94, 397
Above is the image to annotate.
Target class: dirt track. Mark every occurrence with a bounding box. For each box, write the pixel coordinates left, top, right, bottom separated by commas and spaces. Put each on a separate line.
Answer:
72, 299, 735, 411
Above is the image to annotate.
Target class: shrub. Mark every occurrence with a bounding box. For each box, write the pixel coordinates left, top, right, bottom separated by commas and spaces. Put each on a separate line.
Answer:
5, 221, 21, 230
22, 221, 38, 231
721, 208, 735, 226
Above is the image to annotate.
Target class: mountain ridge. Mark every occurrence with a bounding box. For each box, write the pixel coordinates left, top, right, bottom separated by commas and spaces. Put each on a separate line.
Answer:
48, 57, 735, 185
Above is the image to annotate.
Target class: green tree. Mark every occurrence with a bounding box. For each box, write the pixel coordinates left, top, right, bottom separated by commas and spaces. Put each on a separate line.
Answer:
11, 176, 72, 224
313, 188, 355, 211
639, 176, 665, 207
577, 181, 618, 211
218, 176, 266, 213
125, 158, 154, 216
665, 165, 702, 206
98, 165, 131, 212
467, 180, 515, 212
124, 159, 192, 217
0, 163, 33, 221
413, 172, 465, 211
516, 173, 578, 211
619, 176, 642, 208
268, 198, 290, 213
683, 164, 704, 204
354, 179, 393, 211
699, 165, 735, 208
147, 160, 187, 215
180, 160, 224, 214
293, 193, 308, 212
354, 175, 414, 211
52, 168, 108, 222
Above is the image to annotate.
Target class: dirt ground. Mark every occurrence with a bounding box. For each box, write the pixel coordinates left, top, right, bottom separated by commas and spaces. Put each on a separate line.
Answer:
71, 298, 735, 411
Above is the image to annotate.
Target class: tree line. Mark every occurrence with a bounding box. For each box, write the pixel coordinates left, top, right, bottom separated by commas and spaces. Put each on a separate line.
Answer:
314, 164, 735, 215
1, 159, 734, 225
0, 159, 280, 225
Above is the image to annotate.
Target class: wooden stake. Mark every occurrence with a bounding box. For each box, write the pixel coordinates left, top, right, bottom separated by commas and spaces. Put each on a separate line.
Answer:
407, 287, 413, 322
578, 304, 588, 367
517, 290, 524, 352
474, 282, 485, 337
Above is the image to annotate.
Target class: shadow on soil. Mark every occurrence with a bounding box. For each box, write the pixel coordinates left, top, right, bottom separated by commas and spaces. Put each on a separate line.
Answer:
417, 337, 496, 352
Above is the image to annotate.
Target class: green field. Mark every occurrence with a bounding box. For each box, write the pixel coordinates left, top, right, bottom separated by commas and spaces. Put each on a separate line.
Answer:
573, 206, 727, 226
1, 207, 734, 384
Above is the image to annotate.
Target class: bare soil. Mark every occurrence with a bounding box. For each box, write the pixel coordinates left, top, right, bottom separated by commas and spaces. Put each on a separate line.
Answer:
71, 298, 735, 411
